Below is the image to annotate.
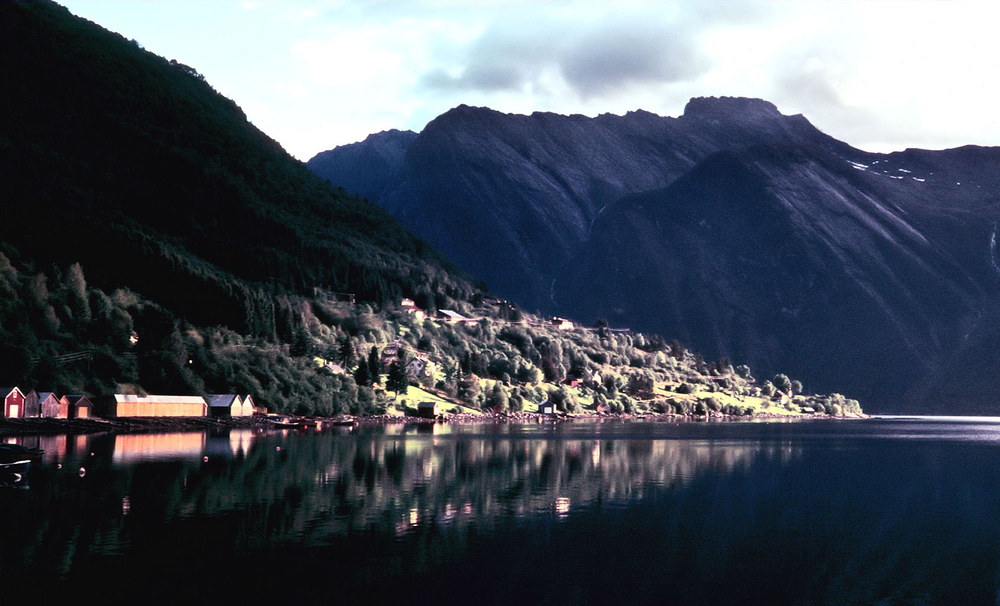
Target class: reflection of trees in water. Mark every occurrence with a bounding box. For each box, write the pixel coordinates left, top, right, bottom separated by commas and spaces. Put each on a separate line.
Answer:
0, 425, 800, 590
6, 427, 1000, 604
221, 425, 804, 540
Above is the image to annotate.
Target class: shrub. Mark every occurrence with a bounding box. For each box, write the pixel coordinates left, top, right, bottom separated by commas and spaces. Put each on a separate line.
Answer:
773, 374, 792, 394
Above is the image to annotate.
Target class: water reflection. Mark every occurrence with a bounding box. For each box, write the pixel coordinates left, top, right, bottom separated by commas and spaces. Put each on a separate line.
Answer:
4, 419, 1000, 604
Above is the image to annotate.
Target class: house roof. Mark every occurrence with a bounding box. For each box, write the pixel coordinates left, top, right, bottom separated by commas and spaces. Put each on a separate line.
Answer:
112, 394, 207, 405
439, 309, 470, 320
64, 395, 91, 406
0, 387, 22, 398
37, 392, 57, 401
207, 394, 241, 408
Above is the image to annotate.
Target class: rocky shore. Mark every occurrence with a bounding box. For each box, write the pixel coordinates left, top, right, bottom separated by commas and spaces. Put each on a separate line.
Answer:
0, 409, 867, 437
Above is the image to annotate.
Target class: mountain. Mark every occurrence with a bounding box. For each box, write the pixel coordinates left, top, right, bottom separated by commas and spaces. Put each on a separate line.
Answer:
0, 1, 476, 405
309, 100, 1000, 412
309, 99, 850, 310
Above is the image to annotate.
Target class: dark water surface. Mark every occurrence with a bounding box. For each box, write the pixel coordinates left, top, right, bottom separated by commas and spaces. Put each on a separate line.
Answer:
3, 416, 1000, 604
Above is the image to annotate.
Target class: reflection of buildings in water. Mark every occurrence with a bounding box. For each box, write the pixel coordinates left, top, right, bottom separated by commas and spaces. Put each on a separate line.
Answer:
113, 433, 206, 463
229, 429, 254, 456
9, 434, 91, 464
206, 429, 256, 458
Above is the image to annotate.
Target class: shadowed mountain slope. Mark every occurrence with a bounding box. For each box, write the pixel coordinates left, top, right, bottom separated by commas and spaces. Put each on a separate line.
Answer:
311, 100, 1000, 412
309, 99, 850, 310
0, 1, 473, 335
0, 1, 476, 401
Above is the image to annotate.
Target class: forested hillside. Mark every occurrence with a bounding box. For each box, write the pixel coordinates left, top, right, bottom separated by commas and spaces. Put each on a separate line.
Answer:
0, 1, 474, 404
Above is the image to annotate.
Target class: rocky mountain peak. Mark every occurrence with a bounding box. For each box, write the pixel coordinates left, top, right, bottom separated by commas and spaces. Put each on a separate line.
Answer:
682, 96, 783, 120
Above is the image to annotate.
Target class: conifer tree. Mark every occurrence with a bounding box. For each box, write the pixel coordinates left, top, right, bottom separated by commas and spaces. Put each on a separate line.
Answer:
339, 339, 356, 369
368, 345, 381, 385
387, 360, 408, 397
354, 361, 371, 387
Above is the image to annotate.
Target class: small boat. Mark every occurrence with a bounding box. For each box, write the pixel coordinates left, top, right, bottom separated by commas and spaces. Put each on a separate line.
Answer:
272, 417, 308, 429
0, 444, 33, 474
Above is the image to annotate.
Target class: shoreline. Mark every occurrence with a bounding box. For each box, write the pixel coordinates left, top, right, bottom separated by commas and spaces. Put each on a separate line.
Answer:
0, 410, 868, 436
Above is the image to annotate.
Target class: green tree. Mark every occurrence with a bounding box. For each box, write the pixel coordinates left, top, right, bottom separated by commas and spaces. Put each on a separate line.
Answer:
339, 339, 356, 369
368, 345, 380, 385
485, 382, 508, 412
549, 386, 579, 413
457, 374, 480, 405
509, 393, 524, 413
354, 361, 371, 387
386, 359, 408, 398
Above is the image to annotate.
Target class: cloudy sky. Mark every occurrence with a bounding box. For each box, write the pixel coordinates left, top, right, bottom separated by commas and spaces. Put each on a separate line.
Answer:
62, 0, 1000, 160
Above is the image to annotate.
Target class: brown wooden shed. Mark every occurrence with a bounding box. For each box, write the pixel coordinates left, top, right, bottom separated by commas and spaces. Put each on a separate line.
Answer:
59, 395, 92, 419
37, 392, 60, 418
23, 390, 40, 418
417, 401, 440, 418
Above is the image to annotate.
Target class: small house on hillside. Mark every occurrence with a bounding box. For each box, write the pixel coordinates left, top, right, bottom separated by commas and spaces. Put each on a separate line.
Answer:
551, 317, 574, 330
417, 401, 439, 418
93, 394, 207, 418
439, 310, 476, 325
538, 400, 555, 415
208, 394, 243, 417
0, 387, 25, 419
37, 392, 60, 418
400, 298, 425, 320
60, 395, 92, 419
380, 340, 403, 369
585, 370, 602, 388
406, 358, 434, 379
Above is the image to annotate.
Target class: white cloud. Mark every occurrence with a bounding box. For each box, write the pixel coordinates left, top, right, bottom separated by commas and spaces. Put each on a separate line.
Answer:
59, 0, 1000, 158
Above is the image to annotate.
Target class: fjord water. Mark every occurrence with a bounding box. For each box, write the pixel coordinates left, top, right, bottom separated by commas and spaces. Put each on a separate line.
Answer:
4, 418, 1000, 604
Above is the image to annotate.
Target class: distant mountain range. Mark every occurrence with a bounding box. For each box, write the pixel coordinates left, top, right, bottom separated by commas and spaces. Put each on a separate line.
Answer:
309, 98, 1000, 413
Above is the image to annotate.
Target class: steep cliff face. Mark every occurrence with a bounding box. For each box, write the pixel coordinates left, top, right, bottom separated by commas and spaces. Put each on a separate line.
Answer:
561, 143, 1000, 409
309, 98, 847, 309
310, 100, 1000, 412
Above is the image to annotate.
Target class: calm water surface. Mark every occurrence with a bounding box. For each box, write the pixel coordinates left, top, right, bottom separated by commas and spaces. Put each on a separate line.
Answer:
3, 416, 1000, 604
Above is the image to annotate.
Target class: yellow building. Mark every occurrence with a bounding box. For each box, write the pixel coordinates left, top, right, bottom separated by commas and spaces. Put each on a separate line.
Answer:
94, 394, 208, 418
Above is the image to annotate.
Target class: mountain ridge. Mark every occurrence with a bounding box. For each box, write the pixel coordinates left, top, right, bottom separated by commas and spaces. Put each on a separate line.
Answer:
309, 98, 1000, 412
